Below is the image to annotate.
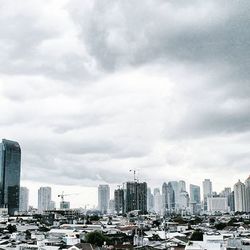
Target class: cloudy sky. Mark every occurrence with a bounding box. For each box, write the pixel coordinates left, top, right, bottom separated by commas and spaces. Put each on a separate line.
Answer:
0, 0, 250, 208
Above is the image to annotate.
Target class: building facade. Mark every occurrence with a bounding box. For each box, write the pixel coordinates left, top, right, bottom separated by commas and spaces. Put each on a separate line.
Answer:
114, 188, 125, 214
98, 184, 110, 214
203, 179, 212, 211
207, 197, 228, 214
234, 180, 246, 212
125, 181, 147, 213
38, 187, 52, 213
19, 187, 29, 213
245, 176, 250, 212
0, 139, 21, 215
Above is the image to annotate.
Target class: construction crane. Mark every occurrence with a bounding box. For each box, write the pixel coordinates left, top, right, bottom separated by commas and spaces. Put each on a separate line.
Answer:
129, 169, 139, 182
58, 191, 79, 203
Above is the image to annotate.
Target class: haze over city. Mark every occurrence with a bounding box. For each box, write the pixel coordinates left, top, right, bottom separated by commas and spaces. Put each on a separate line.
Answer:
0, 0, 250, 208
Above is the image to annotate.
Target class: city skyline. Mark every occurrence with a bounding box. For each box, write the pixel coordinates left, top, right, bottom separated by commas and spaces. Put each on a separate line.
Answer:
1, 1, 250, 208
20, 172, 250, 210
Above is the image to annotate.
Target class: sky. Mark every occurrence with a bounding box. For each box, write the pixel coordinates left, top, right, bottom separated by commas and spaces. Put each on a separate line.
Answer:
0, 0, 250, 208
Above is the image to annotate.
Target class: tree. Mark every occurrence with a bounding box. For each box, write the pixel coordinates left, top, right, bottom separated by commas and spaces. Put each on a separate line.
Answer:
85, 231, 110, 247
190, 230, 203, 241
6, 224, 17, 233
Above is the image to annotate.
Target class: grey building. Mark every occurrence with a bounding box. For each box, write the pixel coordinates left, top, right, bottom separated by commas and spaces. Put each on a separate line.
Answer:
38, 187, 52, 213
98, 184, 110, 214
114, 188, 125, 214
0, 139, 21, 215
19, 187, 29, 212
190, 184, 201, 204
125, 181, 147, 213
162, 182, 174, 214
147, 188, 154, 212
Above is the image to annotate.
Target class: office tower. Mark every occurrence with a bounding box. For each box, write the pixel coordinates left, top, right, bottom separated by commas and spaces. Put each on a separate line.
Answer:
0, 139, 21, 215
228, 191, 235, 212
179, 191, 189, 211
162, 182, 174, 214
19, 187, 29, 212
234, 180, 246, 212
125, 181, 147, 213
153, 189, 162, 214
245, 176, 250, 212
179, 180, 186, 192
169, 181, 179, 209
153, 188, 160, 196
220, 187, 232, 211
189, 184, 201, 214
207, 197, 228, 214
98, 184, 110, 214
108, 199, 115, 214
220, 187, 231, 197
114, 188, 125, 214
203, 179, 212, 211
147, 188, 154, 212
38, 187, 52, 213
190, 184, 201, 204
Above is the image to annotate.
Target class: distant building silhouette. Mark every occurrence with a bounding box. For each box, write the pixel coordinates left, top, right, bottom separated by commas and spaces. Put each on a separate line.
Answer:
98, 184, 110, 214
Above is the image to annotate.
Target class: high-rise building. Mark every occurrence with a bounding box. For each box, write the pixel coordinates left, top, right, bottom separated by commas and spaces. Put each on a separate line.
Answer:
190, 184, 201, 204
114, 188, 124, 214
203, 179, 212, 211
169, 181, 179, 209
147, 188, 154, 212
98, 184, 110, 214
245, 176, 250, 212
19, 187, 29, 213
179, 191, 189, 211
179, 180, 186, 192
125, 181, 147, 213
38, 187, 52, 213
0, 139, 21, 215
228, 191, 235, 212
234, 180, 246, 212
153, 189, 162, 214
162, 182, 174, 214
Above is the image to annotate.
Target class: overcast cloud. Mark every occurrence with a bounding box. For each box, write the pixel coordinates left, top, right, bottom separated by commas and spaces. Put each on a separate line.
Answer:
0, 0, 250, 207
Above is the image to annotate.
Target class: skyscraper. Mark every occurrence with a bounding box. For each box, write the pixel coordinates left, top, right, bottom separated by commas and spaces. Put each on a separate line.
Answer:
234, 180, 246, 212
114, 188, 124, 214
19, 187, 29, 212
98, 184, 110, 214
38, 187, 52, 213
202, 179, 212, 211
169, 181, 179, 209
162, 182, 174, 214
153, 188, 162, 214
190, 184, 201, 204
245, 176, 250, 212
147, 188, 154, 212
125, 181, 147, 213
0, 139, 21, 215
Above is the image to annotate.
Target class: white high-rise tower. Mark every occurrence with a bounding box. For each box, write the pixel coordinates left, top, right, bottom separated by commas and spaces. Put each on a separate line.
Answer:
234, 180, 246, 212
38, 187, 52, 213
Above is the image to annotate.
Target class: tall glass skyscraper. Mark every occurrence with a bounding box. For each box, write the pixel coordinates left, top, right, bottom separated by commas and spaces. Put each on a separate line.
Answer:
0, 139, 21, 215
